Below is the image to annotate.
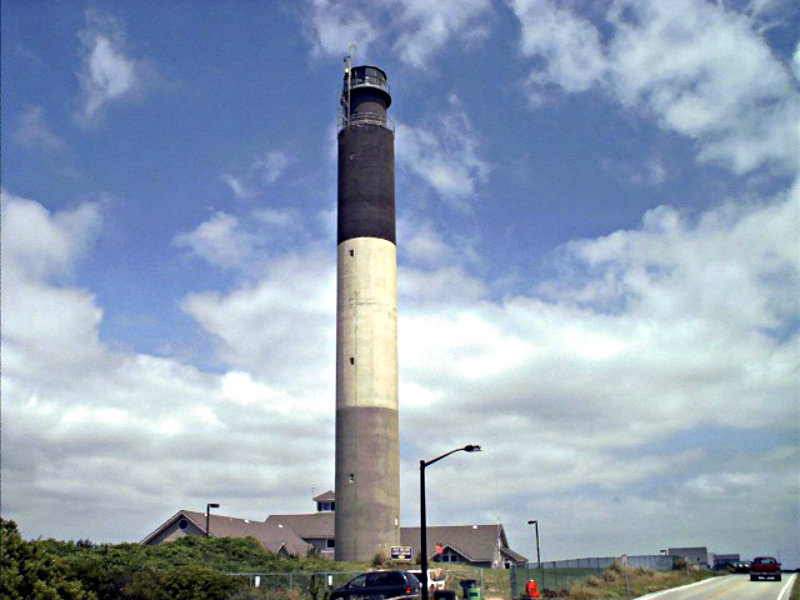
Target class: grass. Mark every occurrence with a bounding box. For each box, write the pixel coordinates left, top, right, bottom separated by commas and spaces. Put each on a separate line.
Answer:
564, 564, 719, 599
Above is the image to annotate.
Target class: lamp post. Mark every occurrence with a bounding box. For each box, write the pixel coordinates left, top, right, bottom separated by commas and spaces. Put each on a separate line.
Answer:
420, 445, 481, 600
527, 520, 542, 586
206, 503, 220, 537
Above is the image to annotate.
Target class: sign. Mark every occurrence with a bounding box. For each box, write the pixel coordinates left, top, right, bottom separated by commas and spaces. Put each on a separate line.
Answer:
391, 546, 412, 560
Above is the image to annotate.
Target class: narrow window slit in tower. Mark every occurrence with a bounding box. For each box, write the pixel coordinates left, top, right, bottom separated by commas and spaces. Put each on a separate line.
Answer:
349, 473, 355, 483
349, 249, 354, 257
350, 357, 355, 365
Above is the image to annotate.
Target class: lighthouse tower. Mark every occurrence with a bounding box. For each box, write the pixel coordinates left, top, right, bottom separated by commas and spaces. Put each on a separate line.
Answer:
334, 61, 400, 562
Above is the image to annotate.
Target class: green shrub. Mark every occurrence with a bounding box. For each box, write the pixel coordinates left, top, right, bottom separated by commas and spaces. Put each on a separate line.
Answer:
371, 551, 387, 568
0, 519, 94, 600
157, 564, 239, 600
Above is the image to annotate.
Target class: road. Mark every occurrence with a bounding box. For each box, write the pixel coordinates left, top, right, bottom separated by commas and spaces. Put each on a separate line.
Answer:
636, 574, 796, 600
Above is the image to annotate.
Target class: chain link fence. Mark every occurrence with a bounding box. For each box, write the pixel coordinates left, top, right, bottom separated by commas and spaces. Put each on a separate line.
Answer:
510, 556, 673, 598
229, 568, 487, 599
230, 571, 361, 598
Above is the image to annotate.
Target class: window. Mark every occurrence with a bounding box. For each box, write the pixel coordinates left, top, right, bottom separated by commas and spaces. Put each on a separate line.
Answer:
326, 539, 335, 548
178, 518, 188, 530
349, 575, 367, 589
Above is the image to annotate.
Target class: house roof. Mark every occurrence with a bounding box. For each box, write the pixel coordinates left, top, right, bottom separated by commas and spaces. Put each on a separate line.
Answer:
313, 490, 336, 503
500, 546, 527, 563
141, 510, 311, 556
400, 524, 525, 563
265, 512, 335, 539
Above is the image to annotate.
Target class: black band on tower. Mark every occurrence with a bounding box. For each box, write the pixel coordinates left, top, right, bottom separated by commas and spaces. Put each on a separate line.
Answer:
337, 125, 395, 245
337, 65, 395, 246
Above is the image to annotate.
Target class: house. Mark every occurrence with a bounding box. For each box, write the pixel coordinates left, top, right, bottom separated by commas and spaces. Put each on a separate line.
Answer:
265, 492, 526, 568
141, 509, 311, 557
266, 492, 337, 558
142, 491, 527, 569
401, 525, 527, 569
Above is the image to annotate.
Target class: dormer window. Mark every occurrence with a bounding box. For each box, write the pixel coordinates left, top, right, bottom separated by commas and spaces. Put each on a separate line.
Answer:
317, 501, 335, 512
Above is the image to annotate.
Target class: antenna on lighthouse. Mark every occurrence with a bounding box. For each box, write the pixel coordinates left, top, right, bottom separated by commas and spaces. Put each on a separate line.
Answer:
342, 42, 357, 128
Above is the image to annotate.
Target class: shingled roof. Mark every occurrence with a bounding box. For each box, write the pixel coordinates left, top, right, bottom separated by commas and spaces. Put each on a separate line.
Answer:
312, 490, 336, 503
401, 524, 525, 565
265, 512, 335, 539
141, 510, 311, 556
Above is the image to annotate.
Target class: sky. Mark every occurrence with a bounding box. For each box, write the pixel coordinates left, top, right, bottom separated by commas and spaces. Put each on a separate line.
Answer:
2, 0, 799, 568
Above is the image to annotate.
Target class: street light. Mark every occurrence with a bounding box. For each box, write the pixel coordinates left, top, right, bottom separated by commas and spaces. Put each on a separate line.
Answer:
527, 520, 542, 586
420, 445, 482, 600
206, 503, 220, 537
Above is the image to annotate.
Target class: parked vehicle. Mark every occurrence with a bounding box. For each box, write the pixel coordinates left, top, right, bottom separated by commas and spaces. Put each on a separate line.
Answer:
750, 556, 781, 581
330, 571, 422, 600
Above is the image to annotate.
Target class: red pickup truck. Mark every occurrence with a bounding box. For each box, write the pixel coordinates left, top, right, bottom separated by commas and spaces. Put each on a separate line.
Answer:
750, 556, 781, 581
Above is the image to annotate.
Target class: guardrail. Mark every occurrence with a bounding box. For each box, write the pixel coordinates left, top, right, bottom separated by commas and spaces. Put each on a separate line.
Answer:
339, 112, 395, 133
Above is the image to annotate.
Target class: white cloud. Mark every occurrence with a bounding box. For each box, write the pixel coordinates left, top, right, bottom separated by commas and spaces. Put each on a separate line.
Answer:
511, 0, 606, 98
255, 151, 290, 184
181, 249, 336, 393
1, 193, 335, 541
508, 0, 800, 175
173, 211, 259, 270
3, 184, 797, 557
221, 151, 291, 200
396, 100, 490, 208
303, 0, 492, 68
304, 0, 379, 59
253, 207, 293, 227
221, 174, 255, 200
76, 11, 144, 121
173, 207, 298, 272
392, 0, 491, 68
14, 106, 67, 151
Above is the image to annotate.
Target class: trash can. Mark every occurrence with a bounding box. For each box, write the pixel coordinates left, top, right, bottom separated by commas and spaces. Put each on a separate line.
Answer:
434, 591, 456, 600
459, 580, 478, 599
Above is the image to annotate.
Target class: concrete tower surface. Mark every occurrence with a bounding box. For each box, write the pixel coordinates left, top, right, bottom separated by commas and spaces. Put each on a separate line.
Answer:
335, 62, 400, 562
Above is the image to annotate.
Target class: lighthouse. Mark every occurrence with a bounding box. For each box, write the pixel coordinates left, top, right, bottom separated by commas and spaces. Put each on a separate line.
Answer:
334, 61, 400, 562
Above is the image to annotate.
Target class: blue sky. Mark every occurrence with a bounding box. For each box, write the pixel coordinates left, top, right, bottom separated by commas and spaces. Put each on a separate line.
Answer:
2, 0, 799, 567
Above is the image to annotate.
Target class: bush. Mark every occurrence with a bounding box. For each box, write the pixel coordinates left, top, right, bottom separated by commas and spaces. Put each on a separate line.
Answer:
0, 519, 94, 600
583, 576, 602, 588
371, 551, 387, 568
158, 565, 239, 600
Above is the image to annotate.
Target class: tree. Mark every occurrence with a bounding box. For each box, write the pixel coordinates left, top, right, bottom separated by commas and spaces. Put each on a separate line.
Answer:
0, 519, 93, 600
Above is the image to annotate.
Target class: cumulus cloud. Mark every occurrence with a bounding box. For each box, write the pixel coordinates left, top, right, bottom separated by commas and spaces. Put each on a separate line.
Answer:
511, 0, 606, 98
392, 0, 491, 68
3, 182, 796, 554
1, 193, 334, 541
173, 208, 296, 271
76, 11, 147, 121
222, 151, 291, 200
508, 0, 800, 175
14, 106, 67, 152
221, 174, 255, 200
304, 0, 379, 59
303, 0, 492, 67
181, 249, 336, 392
256, 151, 290, 184
396, 99, 490, 208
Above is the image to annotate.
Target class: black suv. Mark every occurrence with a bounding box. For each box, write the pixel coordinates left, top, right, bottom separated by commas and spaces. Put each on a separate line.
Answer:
330, 571, 421, 600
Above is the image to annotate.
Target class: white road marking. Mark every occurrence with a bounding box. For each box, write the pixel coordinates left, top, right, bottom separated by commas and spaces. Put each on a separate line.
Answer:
776, 574, 796, 600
